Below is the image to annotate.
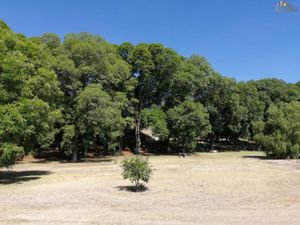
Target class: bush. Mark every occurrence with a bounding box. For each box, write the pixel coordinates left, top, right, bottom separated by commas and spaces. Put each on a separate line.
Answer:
121, 156, 152, 191
0, 143, 24, 169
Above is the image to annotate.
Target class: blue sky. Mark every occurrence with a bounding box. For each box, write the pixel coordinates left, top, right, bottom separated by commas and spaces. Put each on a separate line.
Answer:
1, 0, 300, 83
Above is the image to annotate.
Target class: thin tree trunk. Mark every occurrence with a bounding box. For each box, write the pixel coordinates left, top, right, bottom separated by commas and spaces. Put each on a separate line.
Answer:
119, 137, 123, 153
182, 148, 186, 158
235, 138, 239, 151
209, 134, 214, 151
135, 113, 141, 153
135, 180, 139, 192
72, 148, 78, 161
167, 140, 171, 154
83, 141, 88, 158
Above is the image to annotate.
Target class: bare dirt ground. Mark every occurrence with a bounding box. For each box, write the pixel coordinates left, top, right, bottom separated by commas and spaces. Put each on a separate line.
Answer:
1, 151, 300, 225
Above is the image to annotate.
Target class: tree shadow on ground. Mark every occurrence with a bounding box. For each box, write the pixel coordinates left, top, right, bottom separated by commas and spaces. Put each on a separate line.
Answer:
30, 157, 116, 164
60, 158, 116, 164
0, 170, 52, 185
242, 155, 272, 160
116, 184, 149, 192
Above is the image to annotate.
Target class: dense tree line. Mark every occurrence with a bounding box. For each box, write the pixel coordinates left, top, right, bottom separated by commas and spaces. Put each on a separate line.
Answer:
0, 20, 300, 166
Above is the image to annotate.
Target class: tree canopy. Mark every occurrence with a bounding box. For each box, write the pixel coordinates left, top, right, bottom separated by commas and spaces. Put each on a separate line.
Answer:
254, 101, 300, 159
0, 19, 300, 166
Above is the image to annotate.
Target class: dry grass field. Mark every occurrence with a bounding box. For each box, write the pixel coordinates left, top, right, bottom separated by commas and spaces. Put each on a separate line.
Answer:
1, 151, 300, 225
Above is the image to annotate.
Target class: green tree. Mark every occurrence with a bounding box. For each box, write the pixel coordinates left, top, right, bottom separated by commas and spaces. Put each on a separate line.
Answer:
250, 78, 300, 107
75, 84, 125, 160
0, 21, 62, 154
17, 99, 62, 152
142, 107, 169, 140
60, 124, 77, 157
2, 18, 300, 159
254, 101, 300, 159
126, 43, 182, 152
167, 100, 211, 154
237, 82, 265, 139
121, 156, 152, 191
62, 33, 131, 92
195, 73, 238, 148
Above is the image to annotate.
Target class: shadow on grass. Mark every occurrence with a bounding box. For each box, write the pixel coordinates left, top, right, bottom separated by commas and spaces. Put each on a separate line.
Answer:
31, 158, 115, 164
0, 170, 52, 185
61, 158, 116, 164
116, 184, 149, 192
242, 155, 271, 160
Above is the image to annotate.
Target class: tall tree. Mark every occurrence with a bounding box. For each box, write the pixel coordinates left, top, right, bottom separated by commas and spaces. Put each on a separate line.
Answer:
254, 101, 300, 158
0, 20, 62, 155
127, 43, 183, 152
75, 84, 126, 160
167, 100, 211, 154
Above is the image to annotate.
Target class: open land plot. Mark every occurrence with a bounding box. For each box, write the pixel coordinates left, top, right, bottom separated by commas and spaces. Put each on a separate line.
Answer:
1, 151, 300, 225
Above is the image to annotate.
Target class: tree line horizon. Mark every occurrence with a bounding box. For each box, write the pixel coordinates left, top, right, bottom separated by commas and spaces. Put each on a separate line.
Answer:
0, 19, 300, 167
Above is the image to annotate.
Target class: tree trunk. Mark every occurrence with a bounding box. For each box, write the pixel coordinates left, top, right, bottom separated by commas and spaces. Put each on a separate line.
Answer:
72, 148, 78, 161
235, 138, 239, 151
209, 134, 214, 151
135, 180, 139, 192
119, 137, 123, 153
135, 113, 141, 154
83, 142, 88, 158
167, 140, 171, 154
181, 148, 186, 158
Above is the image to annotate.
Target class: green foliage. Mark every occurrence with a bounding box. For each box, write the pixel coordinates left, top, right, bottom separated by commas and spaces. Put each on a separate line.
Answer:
250, 78, 300, 104
142, 107, 169, 140
62, 32, 130, 92
61, 125, 76, 156
0, 143, 24, 168
118, 42, 134, 62
255, 101, 300, 159
0, 21, 62, 154
17, 99, 62, 151
0, 20, 10, 30
0, 104, 25, 143
51, 54, 81, 99
121, 156, 152, 191
40, 33, 61, 49
76, 84, 125, 151
196, 74, 239, 138
1, 20, 300, 160
237, 82, 265, 138
167, 100, 211, 152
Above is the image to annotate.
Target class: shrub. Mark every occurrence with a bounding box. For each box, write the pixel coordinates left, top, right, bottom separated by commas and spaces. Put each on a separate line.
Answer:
0, 143, 24, 169
121, 156, 152, 191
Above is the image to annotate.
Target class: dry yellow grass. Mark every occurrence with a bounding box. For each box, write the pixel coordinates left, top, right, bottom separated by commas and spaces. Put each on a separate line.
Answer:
1, 151, 300, 225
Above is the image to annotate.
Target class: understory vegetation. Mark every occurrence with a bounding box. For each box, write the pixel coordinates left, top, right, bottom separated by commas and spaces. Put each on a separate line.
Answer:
1, 19, 300, 168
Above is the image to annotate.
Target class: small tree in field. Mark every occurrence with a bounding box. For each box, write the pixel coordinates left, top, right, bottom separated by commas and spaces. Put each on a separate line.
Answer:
121, 156, 152, 191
